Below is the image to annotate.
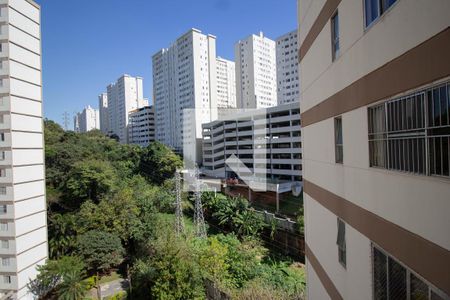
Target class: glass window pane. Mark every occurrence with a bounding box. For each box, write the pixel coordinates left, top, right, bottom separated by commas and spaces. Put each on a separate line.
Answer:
440, 86, 448, 126
365, 0, 380, 27
373, 247, 388, 300
410, 273, 429, 300
388, 257, 407, 300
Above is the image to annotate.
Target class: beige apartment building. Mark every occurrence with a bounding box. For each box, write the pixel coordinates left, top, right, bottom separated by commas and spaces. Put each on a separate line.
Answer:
298, 0, 450, 299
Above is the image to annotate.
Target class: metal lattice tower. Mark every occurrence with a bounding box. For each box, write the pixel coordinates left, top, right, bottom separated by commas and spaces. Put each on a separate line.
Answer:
62, 111, 70, 131
193, 167, 207, 238
174, 171, 185, 236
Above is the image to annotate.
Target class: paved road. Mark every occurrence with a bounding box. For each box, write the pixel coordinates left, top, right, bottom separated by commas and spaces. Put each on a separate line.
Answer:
90, 279, 129, 299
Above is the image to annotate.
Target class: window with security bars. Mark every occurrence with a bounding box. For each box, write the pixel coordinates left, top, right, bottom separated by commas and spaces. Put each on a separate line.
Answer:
372, 245, 449, 300
335, 117, 343, 163
368, 81, 450, 178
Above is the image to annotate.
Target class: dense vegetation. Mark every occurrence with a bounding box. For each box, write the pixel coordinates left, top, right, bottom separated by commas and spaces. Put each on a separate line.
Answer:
33, 120, 305, 299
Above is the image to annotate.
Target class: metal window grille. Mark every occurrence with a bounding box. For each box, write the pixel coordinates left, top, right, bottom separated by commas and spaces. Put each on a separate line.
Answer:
368, 81, 450, 178
1, 240, 8, 249
372, 244, 449, 299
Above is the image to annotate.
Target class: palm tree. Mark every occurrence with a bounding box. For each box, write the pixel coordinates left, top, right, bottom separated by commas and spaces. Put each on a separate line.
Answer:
57, 271, 89, 300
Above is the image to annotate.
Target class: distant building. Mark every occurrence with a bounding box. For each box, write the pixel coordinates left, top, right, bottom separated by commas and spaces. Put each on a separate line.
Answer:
216, 57, 236, 117
299, 0, 450, 299
98, 93, 109, 134
152, 28, 218, 153
0, 0, 48, 298
202, 102, 301, 182
75, 105, 99, 133
107, 75, 147, 143
128, 106, 155, 147
276, 30, 299, 105
235, 32, 277, 109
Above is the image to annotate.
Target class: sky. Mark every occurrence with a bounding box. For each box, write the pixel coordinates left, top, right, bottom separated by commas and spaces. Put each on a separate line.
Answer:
39, 0, 297, 126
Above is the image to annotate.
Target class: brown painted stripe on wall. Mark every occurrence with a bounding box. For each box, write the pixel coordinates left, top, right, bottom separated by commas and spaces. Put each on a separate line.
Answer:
304, 179, 450, 296
299, 0, 341, 62
301, 27, 450, 127
305, 243, 344, 300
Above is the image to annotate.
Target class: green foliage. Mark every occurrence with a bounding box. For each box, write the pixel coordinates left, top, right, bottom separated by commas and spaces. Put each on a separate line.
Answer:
77, 230, 125, 274
27, 256, 86, 299
48, 213, 78, 259
62, 159, 117, 205
104, 290, 127, 300
140, 141, 183, 184
57, 271, 90, 300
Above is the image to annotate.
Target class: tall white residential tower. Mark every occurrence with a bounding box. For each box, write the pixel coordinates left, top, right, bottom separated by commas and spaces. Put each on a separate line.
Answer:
276, 30, 299, 105
128, 106, 155, 147
152, 28, 218, 153
216, 57, 236, 116
98, 93, 109, 134
75, 105, 99, 133
235, 32, 277, 109
106, 75, 147, 143
0, 0, 48, 298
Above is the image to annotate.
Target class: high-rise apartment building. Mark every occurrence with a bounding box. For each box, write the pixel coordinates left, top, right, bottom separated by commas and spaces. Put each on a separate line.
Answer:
0, 0, 48, 298
276, 30, 299, 105
298, 0, 450, 299
98, 92, 109, 134
152, 28, 218, 153
74, 105, 99, 133
128, 106, 155, 147
106, 75, 147, 143
235, 32, 277, 109
216, 57, 236, 116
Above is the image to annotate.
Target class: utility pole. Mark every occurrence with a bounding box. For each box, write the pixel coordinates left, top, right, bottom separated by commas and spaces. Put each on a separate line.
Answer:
193, 166, 207, 238
174, 171, 185, 236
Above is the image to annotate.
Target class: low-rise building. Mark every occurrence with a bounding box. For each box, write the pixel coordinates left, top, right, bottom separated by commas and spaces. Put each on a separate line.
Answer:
201, 102, 302, 182
128, 106, 155, 147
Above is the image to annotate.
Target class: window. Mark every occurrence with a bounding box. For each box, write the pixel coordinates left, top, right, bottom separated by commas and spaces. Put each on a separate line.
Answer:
1, 240, 9, 249
335, 117, 343, 163
0, 222, 7, 231
368, 81, 450, 178
2, 258, 9, 267
331, 11, 340, 61
3, 275, 11, 284
364, 0, 398, 28
372, 245, 449, 299
0, 169, 5, 177
0, 186, 5, 195
0, 133, 4, 141
0, 205, 6, 215
336, 218, 346, 268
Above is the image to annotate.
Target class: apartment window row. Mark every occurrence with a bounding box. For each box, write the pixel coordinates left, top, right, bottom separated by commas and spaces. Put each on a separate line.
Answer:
368, 82, 450, 178
372, 245, 448, 300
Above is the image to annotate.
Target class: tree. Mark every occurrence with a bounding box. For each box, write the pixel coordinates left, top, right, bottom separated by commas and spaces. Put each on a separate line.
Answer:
77, 230, 125, 274
140, 142, 183, 184
63, 159, 117, 205
48, 213, 78, 259
57, 271, 90, 300
27, 256, 86, 299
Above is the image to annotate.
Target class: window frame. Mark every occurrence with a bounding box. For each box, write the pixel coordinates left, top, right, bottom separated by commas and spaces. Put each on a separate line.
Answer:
335, 116, 344, 164
331, 11, 340, 61
336, 218, 346, 268
363, 0, 399, 30
371, 243, 449, 300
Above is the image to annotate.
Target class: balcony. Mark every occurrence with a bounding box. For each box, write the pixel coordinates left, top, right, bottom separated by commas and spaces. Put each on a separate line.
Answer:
0, 186, 12, 202
0, 239, 16, 256
0, 221, 15, 238
0, 274, 17, 291
0, 151, 10, 166
0, 257, 16, 273
0, 204, 13, 220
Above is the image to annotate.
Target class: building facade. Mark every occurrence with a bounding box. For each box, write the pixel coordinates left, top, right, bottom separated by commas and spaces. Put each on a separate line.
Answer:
298, 0, 450, 299
128, 106, 155, 147
276, 30, 299, 105
75, 105, 99, 133
216, 57, 236, 117
107, 75, 147, 143
0, 0, 48, 298
98, 92, 109, 134
235, 32, 277, 109
202, 102, 302, 182
152, 28, 218, 153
